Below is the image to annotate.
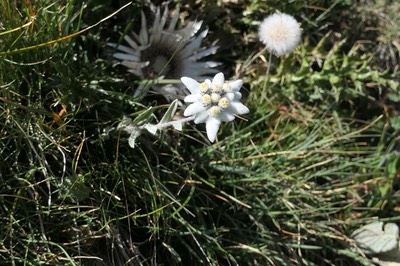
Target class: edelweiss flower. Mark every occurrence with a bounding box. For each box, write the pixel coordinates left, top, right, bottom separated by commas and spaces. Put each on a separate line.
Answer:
182, 73, 249, 142
258, 12, 302, 56
108, 7, 219, 100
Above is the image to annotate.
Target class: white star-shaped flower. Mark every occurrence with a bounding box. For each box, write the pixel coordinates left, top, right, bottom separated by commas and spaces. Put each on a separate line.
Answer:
181, 73, 249, 142
108, 6, 220, 101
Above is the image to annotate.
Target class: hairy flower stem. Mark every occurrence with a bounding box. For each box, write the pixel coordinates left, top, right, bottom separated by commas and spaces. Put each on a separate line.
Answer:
263, 51, 273, 91
147, 116, 195, 131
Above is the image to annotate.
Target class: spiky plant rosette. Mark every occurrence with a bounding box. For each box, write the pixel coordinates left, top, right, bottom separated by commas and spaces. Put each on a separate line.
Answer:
109, 7, 220, 100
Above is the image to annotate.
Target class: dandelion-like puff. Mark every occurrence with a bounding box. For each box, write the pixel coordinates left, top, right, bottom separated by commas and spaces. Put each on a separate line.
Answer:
258, 12, 302, 56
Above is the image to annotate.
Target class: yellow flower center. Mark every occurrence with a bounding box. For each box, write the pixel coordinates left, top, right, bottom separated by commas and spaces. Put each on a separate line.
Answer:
201, 94, 212, 106
211, 93, 221, 103
211, 84, 222, 93
209, 106, 221, 117
218, 98, 230, 109
200, 82, 209, 93
223, 83, 232, 93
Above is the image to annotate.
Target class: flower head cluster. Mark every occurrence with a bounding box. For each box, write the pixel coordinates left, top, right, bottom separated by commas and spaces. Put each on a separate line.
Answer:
258, 12, 302, 56
181, 73, 249, 142
108, 7, 219, 100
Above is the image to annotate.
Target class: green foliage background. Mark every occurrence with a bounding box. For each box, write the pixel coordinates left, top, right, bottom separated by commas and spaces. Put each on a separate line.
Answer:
1, 0, 399, 265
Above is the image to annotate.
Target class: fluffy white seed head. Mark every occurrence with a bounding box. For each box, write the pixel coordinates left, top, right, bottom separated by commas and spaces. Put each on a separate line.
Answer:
258, 13, 302, 56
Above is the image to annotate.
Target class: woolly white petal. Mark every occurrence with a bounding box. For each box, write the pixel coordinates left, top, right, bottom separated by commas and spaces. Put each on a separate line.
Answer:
206, 117, 221, 142
124, 35, 141, 50
167, 9, 180, 32
108, 43, 137, 55
229, 80, 243, 91
153, 7, 162, 30
121, 61, 149, 69
229, 101, 250, 115
139, 11, 149, 44
113, 53, 139, 62
181, 77, 200, 94
127, 69, 144, 77
151, 7, 167, 43
181, 62, 220, 76
171, 120, 183, 131
225, 92, 235, 101
189, 21, 203, 37
180, 30, 208, 59
212, 72, 225, 86
121, 61, 148, 77
184, 102, 206, 116
159, 7, 169, 31
187, 45, 220, 60
194, 111, 209, 124
176, 21, 203, 40
184, 94, 200, 103
234, 92, 242, 100
218, 112, 235, 122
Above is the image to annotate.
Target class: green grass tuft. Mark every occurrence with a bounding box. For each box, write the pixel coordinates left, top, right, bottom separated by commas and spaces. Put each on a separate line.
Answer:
1, 0, 399, 265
